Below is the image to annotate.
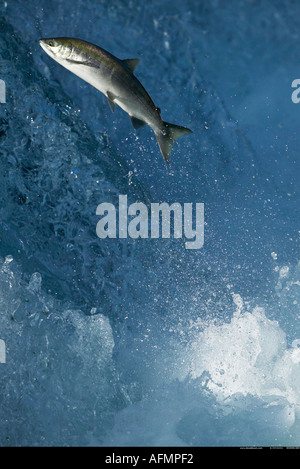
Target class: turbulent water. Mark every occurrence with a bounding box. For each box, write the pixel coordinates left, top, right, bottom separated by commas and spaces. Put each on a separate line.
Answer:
0, 0, 299, 446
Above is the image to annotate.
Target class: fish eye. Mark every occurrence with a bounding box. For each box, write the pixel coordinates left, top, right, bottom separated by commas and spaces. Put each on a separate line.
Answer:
48, 40, 55, 47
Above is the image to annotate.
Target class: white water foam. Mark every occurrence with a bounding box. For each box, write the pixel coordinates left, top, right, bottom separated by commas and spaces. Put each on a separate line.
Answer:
106, 263, 300, 446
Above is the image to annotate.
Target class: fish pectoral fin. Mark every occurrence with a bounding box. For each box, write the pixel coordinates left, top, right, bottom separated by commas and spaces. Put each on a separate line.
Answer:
130, 116, 147, 130
106, 91, 117, 112
106, 97, 116, 112
67, 59, 97, 67
122, 58, 140, 74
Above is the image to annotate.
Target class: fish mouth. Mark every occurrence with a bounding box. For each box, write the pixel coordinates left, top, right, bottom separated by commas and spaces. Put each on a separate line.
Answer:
39, 38, 57, 50
39, 39, 49, 51
39, 38, 57, 57
39, 38, 48, 46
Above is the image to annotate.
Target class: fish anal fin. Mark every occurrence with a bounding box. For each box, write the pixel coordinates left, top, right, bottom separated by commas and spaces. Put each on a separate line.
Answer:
122, 58, 140, 74
130, 115, 147, 130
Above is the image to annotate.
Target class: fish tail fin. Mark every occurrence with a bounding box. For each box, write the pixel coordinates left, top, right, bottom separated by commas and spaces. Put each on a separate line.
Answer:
155, 122, 192, 163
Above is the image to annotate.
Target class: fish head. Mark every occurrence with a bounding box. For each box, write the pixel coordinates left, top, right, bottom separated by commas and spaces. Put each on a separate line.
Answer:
39, 38, 74, 62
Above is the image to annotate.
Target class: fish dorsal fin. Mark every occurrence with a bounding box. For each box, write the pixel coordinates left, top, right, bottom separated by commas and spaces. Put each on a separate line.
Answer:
122, 58, 140, 73
130, 115, 147, 130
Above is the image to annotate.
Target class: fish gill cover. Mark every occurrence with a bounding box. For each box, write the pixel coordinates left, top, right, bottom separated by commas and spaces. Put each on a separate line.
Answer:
0, 0, 299, 447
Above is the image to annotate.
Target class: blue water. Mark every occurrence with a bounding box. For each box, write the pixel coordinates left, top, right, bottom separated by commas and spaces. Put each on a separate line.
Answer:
0, 0, 299, 446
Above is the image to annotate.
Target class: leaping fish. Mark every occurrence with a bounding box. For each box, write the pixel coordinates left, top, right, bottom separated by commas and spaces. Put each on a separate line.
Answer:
39, 37, 192, 163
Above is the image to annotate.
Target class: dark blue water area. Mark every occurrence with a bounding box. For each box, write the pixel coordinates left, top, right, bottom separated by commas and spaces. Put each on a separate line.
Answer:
0, 0, 299, 447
